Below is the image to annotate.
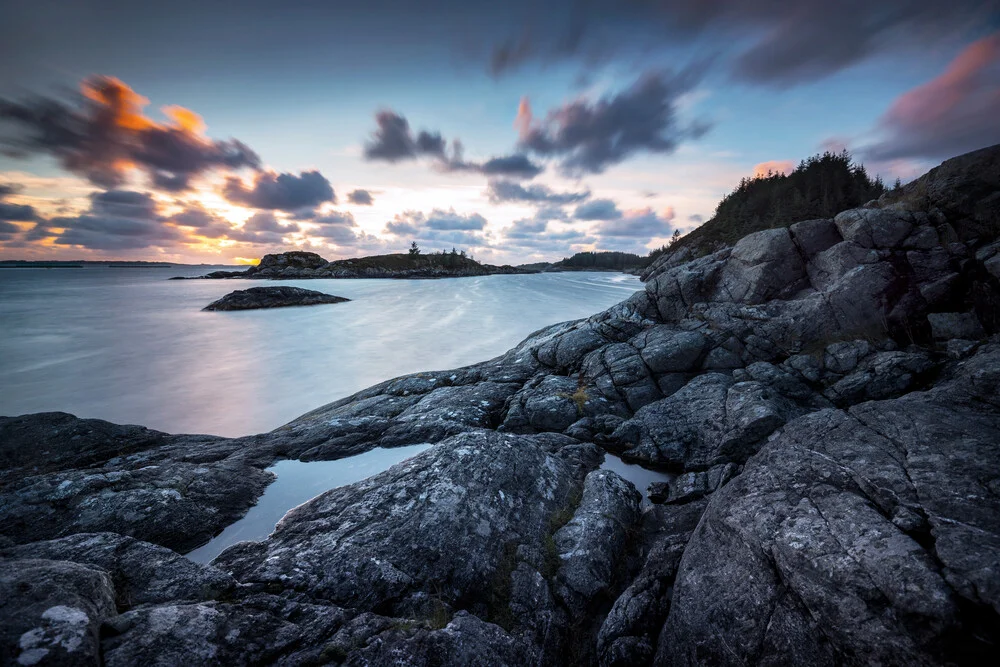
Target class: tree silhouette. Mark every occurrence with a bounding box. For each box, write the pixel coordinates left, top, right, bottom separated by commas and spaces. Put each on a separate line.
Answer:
409, 241, 420, 256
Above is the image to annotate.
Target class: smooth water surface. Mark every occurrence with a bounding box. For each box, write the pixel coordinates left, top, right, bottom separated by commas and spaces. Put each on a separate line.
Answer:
601, 452, 675, 507
185, 443, 432, 563
0, 267, 640, 436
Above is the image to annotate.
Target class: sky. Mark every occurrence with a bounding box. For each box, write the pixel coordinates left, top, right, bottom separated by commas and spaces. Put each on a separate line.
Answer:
0, 0, 998, 265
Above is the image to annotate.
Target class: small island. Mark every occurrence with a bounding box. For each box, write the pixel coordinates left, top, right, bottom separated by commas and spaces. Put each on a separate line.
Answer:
177, 249, 534, 280
203, 286, 350, 311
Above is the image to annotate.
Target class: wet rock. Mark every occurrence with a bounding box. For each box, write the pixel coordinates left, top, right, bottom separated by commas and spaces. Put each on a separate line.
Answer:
0, 558, 116, 667
202, 286, 349, 311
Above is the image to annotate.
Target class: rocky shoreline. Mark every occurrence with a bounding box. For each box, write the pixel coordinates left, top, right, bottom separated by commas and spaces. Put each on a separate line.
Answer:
2, 145, 999, 665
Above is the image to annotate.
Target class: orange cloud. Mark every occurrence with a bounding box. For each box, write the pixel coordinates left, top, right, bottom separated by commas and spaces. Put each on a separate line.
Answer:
1, 76, 261, 191
752, 160, 794, 178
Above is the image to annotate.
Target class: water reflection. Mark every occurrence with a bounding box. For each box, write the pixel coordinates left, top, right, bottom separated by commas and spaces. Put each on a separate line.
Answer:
185, 443, 432, 563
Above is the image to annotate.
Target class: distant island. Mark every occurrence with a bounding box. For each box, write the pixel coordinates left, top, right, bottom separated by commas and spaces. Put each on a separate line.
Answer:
174, 248, 652, 281
0, 260, 178, 269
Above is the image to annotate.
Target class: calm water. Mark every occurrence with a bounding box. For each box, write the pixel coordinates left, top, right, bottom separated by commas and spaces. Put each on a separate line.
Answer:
186, 443, 432, 563
0, 267, 640, 436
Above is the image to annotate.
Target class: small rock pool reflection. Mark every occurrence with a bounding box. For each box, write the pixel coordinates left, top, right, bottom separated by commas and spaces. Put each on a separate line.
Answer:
186, 446, 673, 564
186, 444, 432, 563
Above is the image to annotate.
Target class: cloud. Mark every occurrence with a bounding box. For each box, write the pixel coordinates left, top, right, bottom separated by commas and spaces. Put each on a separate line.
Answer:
688, 213, 704, 223
517, 68, 711, 174
863, 32, 1000, 162
0, 76, 260, 191
46, 189, 184, 250
363, 110, 543, 179
573, 198, 621, 221
594, 207, 675, 238
223, 170, 335, 211
364, 110, 447, 162
752, 160, 795, 178
0, 183, 37, 222
487, 1, 992, 86
486, 179, 590, 205
347, 189, 374, 205
384, 208, 491, 247
306, 211, 359, 244
166, 203, 235, 239
477, 154, 544, 179
498, 215, 595, 254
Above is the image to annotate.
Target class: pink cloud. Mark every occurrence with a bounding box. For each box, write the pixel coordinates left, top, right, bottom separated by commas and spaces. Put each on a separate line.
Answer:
865, 32, 1000, 161
752, 160, 794, 178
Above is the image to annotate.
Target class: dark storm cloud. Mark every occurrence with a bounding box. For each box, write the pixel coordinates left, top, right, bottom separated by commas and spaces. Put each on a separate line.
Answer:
488, 0, 994, 86
573, 199, 621, 221
0, 76, 261, 190
517, 69, 711, 174
47, 189, 184, 250
347, 189, 375, 205
364, 111, 448, 162
486, 180, 590, 205
863, 32, 1000, 163
223, 170, 335, 211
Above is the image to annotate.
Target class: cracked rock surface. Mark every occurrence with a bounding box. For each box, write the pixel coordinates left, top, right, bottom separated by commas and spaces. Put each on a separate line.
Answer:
2, 145, 999, 665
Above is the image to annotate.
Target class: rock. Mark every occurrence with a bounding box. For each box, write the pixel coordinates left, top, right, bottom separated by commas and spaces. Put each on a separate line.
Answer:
552, 469, 640, 622
502, 375, 624, 434
2, 533, 235, 607
647, 482, 670, 504
202, 286, 350, 311
661, 346, 1000, 665
214, 432, 603, 622
834, 207, 914, 248
928, 311, 986, 340
596, 500, 709, 667
789, 218, 841, 256
822, 339, 872, 373
0, 558, 116, 666
712, 228, 807, 304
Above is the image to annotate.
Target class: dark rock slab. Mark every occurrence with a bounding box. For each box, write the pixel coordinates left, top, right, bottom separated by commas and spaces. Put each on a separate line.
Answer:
203, 286, 349, 311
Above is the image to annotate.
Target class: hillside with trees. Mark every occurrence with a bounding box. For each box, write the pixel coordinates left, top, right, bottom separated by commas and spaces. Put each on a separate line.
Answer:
553, 251, 647, 271
650, 150, 888, 262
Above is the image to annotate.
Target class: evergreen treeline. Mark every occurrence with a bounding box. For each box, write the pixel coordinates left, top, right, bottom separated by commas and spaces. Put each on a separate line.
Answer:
652, 150, 888, 261
558, 251, 646, 270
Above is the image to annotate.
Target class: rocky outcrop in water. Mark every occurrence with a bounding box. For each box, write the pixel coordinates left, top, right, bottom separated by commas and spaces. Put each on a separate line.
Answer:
202, 286, 350, 311
2, 145, 999, 665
